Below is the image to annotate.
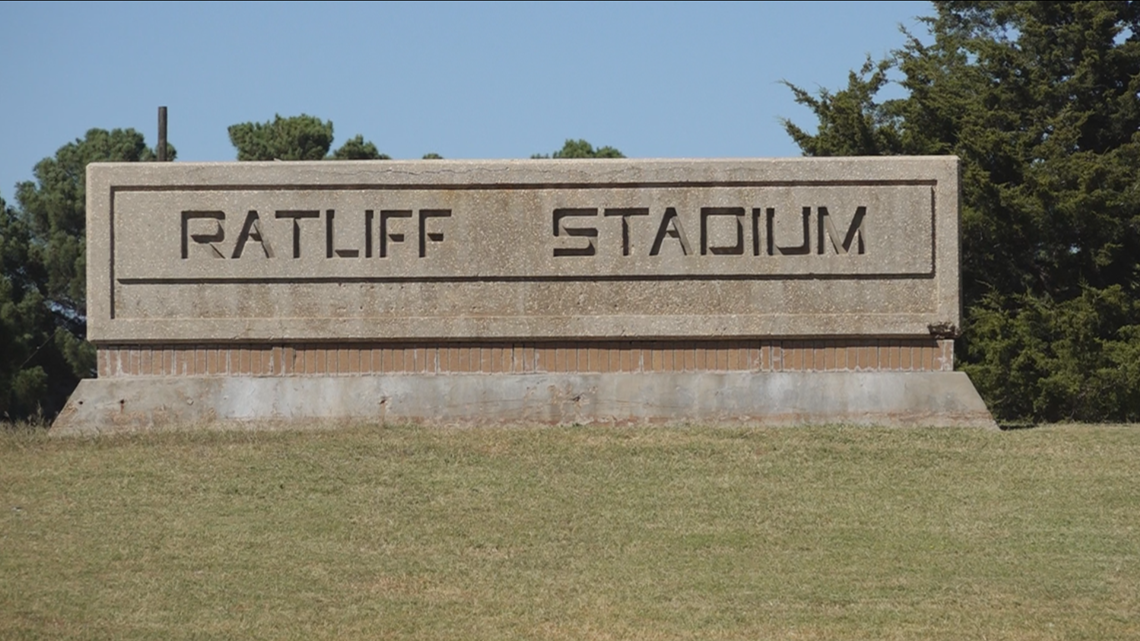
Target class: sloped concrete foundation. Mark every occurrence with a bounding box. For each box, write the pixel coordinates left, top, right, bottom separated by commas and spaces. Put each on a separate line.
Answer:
52, 371, 997, 435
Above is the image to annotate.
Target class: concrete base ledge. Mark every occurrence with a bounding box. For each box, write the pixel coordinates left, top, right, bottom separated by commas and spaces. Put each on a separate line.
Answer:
51, 372, 997, 434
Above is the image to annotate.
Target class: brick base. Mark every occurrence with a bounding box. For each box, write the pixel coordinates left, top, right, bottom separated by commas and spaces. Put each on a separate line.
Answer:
96, 339, 954, 377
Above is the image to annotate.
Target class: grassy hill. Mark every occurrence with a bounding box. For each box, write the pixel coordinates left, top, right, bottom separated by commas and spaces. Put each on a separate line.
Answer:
2, 424, 1137, 639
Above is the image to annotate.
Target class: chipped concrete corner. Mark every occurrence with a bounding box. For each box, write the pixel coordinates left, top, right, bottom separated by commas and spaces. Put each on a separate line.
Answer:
54, 157, 997, 433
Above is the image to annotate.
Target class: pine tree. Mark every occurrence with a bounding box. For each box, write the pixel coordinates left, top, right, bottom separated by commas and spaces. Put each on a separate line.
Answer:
783, 1, 1140, 421
3, 128, 167, 421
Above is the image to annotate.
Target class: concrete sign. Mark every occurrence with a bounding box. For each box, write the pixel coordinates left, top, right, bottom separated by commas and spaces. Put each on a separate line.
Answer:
55, 158, 995, 432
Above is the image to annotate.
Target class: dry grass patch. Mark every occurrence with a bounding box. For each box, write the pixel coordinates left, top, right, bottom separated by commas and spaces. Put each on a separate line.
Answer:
1, 424, 1137, 639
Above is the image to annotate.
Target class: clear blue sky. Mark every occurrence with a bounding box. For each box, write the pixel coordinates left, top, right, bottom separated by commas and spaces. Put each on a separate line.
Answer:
0, 1, 933, 198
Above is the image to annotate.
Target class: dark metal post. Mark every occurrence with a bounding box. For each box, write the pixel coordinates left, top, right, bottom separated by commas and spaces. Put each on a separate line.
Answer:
157, 106, 168, 162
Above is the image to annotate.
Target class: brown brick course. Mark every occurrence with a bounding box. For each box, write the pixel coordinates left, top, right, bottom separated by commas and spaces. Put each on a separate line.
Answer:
95, 339, 955, 377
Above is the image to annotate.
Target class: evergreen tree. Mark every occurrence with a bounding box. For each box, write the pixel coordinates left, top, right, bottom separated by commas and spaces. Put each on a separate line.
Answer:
228, 114, 389, 160
783, 1, 1140, 422
2, 128, 166, 422
331, 134, 390, 160
228, 114, 334, 160
0, 194, 50, 420
532, 139, 625, 159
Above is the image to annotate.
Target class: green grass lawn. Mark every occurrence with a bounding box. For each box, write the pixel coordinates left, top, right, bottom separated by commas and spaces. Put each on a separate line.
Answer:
1, 423, 1137, 640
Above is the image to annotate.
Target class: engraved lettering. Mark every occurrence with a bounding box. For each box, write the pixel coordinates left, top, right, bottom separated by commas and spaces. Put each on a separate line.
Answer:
231, 210, 274, 259
752, 208, 763, 256
649, 207, 692, 256
769, 207, 810, 256
380, 210, 412, 258
765, 207, 775, 256
603, 208, 649, 256
180, 199, 870, 266
275, 210, 320, 258
181, 210, 225, 259
365, 210, 374, 258
552, 208, 598, 257
817, 206, 866, 255
700, 207, 745, 255
418, 209, 451, 257
325, 209, 359, 258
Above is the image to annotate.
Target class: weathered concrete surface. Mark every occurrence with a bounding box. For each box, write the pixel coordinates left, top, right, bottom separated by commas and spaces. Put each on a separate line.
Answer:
52, 372, 998, 435
86, 157, 960, 342
65, 157, 997, 432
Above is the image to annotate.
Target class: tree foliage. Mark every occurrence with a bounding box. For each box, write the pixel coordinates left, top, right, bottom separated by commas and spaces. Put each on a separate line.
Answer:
532, 139, 625, 159
331, 134, 391, 160
16, 128, 168, 311
228, 114, 334, 161
0, 194, 49, 420
783, 1, 1140, 422
228, 114, 389, 161
2, 128, 166, 422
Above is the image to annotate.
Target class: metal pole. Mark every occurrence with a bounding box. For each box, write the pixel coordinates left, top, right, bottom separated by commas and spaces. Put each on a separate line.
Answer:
157, 106, 168, 162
